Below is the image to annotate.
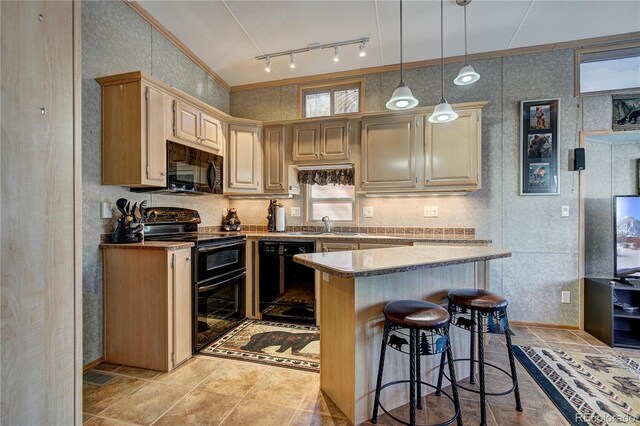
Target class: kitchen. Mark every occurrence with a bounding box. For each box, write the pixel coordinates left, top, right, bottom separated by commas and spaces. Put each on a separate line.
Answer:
2, 0, 640, 425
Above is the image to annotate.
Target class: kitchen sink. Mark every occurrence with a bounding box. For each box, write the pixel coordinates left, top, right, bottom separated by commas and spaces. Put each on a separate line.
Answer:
286, 231, 325, 236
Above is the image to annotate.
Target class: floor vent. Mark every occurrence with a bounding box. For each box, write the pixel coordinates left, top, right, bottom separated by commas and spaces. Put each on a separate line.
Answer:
83, 370, 115, 386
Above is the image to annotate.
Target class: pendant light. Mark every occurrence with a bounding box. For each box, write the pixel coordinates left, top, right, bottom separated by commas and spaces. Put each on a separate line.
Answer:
386, 0, 418, 111
453, 0, 480, 85
429, 0, 458, 123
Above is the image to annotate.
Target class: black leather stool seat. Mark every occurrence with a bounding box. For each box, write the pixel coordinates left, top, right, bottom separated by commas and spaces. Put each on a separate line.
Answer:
384, 300, 450, 329
448, 289, 507, 312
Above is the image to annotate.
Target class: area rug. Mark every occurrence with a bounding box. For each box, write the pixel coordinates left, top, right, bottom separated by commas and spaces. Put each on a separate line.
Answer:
200, 319, 320, 372
514, 345, 640, 425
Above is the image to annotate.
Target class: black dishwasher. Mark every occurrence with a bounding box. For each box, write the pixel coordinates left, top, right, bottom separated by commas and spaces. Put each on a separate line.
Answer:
259, 240, 316, 323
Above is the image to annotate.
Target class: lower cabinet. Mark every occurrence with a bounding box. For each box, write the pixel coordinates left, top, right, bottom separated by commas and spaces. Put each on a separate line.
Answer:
103, 246, 192, 372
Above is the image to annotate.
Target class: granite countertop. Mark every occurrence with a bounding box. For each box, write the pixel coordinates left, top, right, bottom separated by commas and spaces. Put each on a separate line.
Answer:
236, 231, 491, 245
293, 245, 511, 278
100, 241, 194, 250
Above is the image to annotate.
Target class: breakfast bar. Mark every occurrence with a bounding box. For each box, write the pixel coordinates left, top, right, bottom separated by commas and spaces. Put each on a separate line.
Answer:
294, 245, 511, 424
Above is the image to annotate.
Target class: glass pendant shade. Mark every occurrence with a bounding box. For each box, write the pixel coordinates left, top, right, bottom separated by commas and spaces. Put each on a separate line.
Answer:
429, 99, 458, 123
386, 82, 419, 110
454, 64, 480, 85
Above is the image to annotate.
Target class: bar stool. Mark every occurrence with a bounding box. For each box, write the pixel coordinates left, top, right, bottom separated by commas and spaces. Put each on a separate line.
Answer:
436, 289, 522, 426
371, 300, 462, 426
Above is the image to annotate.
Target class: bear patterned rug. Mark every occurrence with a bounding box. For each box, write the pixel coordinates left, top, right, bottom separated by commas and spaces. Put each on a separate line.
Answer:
200, 319, 320, 372
514, 346, 640, 425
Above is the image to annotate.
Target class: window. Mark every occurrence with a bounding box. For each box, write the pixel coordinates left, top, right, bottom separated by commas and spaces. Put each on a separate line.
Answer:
299, 80, 362, 118
306, 184, 356, 223
575, 43, 640, 96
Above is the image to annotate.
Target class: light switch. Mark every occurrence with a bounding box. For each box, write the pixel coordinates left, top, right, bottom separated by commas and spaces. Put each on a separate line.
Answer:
362, 206, 373, 218
100, 202, 112, 219
561, 206, 569, 217
291, 207, 301, 217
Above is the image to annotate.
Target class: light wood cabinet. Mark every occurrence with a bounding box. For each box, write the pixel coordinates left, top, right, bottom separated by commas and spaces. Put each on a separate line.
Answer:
98, 78, 169, 187
264, 125, 286, 192
424, 109, 481, 190
319, 242, 358, 252
292, 120, 350, 163
358, 242, 412, 249
103, 246, 192, 372
361, 115, 418, 189
227, 123, 262, 192
173, 100, 224, 154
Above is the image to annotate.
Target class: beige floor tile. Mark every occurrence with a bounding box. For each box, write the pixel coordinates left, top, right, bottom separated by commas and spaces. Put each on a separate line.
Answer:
220, 398, 297, 426
528, 328, 589, 344
367, 400, 429, 426
425, 393, 498, 426
152, 388, 241, 426
485, 372, 555, 411
507, 325, 539, 340
83, 416, 135, 426
571, 330, 608, 346
289, 410, 352, 426
491, 405, 569, 426
154, 356, 225, 388
114, 366, 161, 380
83, 413, 94, 423
243, 367, 317, 409
300, 387, 348, 418
99, 381, 191, 425
83, 376, 146, 415
92, 362, 121, 372
197, 359, 270, 398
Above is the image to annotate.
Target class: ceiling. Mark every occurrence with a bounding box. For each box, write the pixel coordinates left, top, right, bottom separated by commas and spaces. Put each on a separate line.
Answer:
136, 0, 640, 87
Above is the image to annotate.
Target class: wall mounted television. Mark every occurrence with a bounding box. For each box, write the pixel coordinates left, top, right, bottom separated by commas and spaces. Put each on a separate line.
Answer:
614, 195, 640, 283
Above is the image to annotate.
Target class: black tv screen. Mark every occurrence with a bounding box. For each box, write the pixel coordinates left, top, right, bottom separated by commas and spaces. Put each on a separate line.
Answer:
614, 195, 640, 279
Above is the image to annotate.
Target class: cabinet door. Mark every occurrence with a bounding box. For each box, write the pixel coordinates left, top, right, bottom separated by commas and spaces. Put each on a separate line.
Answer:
361, 115, 417, 188
200, 112, 223, 153
174, 100, 199, 143
172, 249, 192, 368
292, 123, 320, 162
320, 242, 357, 252
228, 124, 261, 191
145, 86, 167, 185
424, 109, 480, 188
264, 126, 286, 192
320, 120, 350, 160
358, 242, 411, 249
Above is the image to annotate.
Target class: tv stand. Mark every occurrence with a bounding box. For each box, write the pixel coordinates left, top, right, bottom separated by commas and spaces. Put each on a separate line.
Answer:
585, 278, 640, 349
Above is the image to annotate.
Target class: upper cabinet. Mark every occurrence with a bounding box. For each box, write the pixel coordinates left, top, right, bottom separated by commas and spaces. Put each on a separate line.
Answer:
98, 76, 169, 187
227, 123, 262, 193
423, 109, 481, 190
361, 115, 418, 189
292, 120, 350, 163
173, 100, 224, 154
263, 125, 286, 193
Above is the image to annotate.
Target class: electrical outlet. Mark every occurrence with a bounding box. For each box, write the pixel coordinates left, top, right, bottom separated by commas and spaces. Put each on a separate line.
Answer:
423, 206, 439, 217
100, 202, 112, 219
561, 205, 569, 217
362, 206, 373, 218
291, 207, 301, 217
561, 291, 571, 304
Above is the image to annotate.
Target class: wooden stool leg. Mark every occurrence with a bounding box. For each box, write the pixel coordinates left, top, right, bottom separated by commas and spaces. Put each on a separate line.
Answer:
477, 311, 487, 426
505, 328, 523, 411
469, 308, 476, 385
415, 330, 422, 410
409, 328, 417, 426
445, 326, 463, 426
371, 319, 390, 424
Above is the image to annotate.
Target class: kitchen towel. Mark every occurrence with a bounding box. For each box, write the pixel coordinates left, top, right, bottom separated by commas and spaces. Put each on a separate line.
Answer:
275, 205, 285, 232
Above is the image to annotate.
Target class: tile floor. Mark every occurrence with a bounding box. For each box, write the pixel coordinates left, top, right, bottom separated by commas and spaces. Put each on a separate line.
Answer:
83, 326, 637, 425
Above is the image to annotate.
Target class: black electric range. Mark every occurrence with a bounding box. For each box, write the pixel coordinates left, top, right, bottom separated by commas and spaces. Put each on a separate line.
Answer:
143, 207, 246, 352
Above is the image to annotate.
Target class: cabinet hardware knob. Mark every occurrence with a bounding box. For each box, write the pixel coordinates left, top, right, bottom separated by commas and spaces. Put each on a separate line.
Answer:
160, 172, 166, 176
186, 257, 191, 261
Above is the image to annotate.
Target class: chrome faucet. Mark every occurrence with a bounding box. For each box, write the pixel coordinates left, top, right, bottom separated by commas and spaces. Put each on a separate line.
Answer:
322, 216, 332, 233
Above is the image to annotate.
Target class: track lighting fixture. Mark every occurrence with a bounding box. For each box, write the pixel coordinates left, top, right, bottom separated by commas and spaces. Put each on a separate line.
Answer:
454, 0, 480, 86
256, 37, 369, 72
386, 0, 418, 111
429, 0, 458, 123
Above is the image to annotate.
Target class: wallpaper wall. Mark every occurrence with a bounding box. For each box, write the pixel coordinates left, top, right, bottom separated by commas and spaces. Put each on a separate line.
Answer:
230, 49, 617, 328
82, 0, 230, 364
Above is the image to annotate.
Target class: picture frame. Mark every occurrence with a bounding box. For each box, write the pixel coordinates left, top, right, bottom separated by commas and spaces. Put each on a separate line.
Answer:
613, 94, 640, 131
520, 99, 560, 195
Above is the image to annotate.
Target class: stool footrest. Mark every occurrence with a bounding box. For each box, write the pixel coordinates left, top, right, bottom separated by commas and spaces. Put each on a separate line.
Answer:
440, 357, 518, 396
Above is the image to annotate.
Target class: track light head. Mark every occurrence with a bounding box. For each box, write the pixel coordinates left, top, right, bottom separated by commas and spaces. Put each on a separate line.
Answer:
264, 57, 272, 73
333, 46, 339, 63
359, 42, 367, 57
289, 53, 296, 69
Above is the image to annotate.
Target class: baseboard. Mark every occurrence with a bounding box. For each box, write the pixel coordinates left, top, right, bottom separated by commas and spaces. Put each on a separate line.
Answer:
510, 320, 579, 330
83, 357, 104, 372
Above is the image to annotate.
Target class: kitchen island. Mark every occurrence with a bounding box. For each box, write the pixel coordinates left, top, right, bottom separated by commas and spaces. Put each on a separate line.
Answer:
294, 245, 511, 424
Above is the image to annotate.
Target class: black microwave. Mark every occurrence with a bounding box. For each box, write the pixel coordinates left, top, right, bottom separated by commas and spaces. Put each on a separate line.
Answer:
133, 141, 223, 195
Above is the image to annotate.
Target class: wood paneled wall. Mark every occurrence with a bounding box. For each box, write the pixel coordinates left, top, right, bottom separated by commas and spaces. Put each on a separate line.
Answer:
1, 1, 82, 424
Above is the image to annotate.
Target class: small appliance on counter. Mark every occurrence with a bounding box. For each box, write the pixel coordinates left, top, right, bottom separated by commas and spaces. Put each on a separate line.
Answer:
222, 208, 242, 231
